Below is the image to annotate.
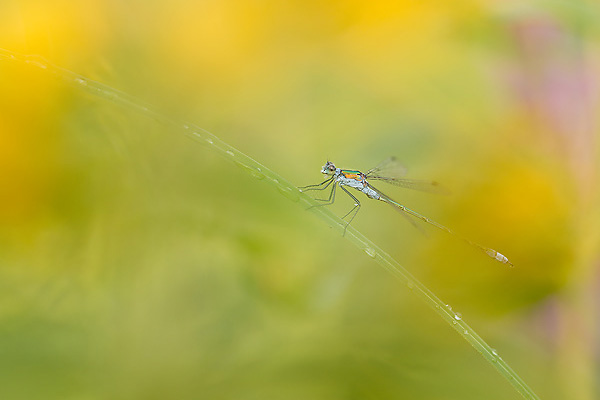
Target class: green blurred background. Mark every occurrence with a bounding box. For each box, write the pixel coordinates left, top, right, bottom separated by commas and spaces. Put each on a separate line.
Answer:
1, 1, 599, 399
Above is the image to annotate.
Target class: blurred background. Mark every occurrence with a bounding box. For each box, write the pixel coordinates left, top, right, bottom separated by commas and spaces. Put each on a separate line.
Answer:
1, 1, 599, 399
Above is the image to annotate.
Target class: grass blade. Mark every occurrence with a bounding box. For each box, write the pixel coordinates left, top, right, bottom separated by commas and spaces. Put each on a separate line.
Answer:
1, 48, 540, 400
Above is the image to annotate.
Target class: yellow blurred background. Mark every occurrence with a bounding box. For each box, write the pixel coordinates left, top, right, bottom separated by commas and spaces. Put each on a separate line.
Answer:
1, 1, 599, 399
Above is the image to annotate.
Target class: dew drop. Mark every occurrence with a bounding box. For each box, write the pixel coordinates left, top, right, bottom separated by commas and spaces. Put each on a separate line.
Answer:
491, 348, 499, 356
463, 329, 469, 335
364, 248, 376, 258
25, 59, 47, 69
183, 124, 189, 130
234, 161, 265, 180
226, 150, 235, 156
406, 281, 414, 290
271, 179, 299, 201
252, 171, 265, 180
75, 77, 87, 85
205, 138, 213, 144
454, 313, 462, 321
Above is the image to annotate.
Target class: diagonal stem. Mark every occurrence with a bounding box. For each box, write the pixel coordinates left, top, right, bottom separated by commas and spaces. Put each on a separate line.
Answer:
0, 48, 540, 400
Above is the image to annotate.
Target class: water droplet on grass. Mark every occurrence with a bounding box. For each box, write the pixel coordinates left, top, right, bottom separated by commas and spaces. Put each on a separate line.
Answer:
271, 179, 299, 201
234, 162, 265, 180
364, 248, 376, 258
26, 60, 47, 69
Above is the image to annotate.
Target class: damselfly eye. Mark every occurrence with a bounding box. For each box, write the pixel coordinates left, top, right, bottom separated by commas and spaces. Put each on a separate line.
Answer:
329, 165, 335, 171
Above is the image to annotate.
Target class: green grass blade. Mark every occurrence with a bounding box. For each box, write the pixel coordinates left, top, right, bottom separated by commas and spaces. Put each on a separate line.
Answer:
1, 48, 540, 400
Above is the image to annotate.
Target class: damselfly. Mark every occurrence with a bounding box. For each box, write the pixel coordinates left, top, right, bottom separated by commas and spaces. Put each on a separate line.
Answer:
299, 158, 512, 267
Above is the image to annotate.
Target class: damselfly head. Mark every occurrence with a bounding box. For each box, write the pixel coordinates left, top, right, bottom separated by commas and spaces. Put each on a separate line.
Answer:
321, 161, 337, 175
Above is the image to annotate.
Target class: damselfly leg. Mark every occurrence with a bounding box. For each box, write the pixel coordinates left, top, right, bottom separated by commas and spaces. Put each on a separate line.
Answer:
339, 185, 361, 235
298, 177, 333, 191
302, 181, 358, 234
299, 177, 335, 202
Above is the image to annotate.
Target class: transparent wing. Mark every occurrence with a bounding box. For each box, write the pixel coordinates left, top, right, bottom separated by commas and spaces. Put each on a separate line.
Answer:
367, 176, 450, 194
365, 157, 407, 178
366, 157, 449, 194
366, 183, 428, 235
